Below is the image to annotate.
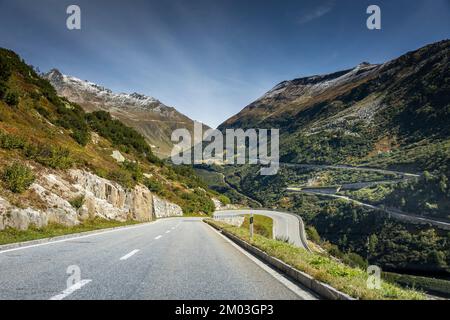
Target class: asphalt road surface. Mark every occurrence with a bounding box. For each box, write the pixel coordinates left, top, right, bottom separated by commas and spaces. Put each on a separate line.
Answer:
0, 218, 318, 300
214, 210, 308, 249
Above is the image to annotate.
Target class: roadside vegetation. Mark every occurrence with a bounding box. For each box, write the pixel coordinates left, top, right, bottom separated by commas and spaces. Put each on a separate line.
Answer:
1, 162, 35, 193
206, 219, 425, 300
241, 214, 273, 239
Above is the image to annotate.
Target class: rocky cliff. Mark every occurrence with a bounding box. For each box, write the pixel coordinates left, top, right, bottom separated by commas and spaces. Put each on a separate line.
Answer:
0, 169, 183, 231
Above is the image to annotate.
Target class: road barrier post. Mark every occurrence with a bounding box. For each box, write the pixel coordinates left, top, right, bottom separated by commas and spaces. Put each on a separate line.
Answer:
250, 213, 254, 240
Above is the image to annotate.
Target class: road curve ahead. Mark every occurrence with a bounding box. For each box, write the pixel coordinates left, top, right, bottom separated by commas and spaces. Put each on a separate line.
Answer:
214, 210, 308, 249
0, 218, 317, 300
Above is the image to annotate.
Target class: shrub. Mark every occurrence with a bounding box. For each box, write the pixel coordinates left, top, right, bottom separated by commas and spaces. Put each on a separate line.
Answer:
2, 163, 35, 193
5, 92, 19, 107
26, 145, 75, 169
69, 195, 85, 209
107, 169, 134, 189
0, 81, 7, 100
70, 129, 89, 146
178, 188, 215, 215
218, 195, 231, 205
306, 225, 321, 243
122, 160, 143, 183
0, 131, 26, 149
144, 177, 164, 194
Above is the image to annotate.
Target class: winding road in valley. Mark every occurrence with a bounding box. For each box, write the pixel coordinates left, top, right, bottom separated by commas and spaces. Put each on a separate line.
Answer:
0, 218, 318, 300
280, 162, 421, 178
281, 163, 450, 230
287, 188, 450, 230
213, 210, 310, 250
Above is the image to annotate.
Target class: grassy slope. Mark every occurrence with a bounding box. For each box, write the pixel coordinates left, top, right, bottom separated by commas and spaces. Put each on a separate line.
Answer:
241, 214, 273, 238
0, 48, 217, 219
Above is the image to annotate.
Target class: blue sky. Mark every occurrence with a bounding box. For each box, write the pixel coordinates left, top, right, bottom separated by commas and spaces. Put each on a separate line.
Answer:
0, 0, 449, 128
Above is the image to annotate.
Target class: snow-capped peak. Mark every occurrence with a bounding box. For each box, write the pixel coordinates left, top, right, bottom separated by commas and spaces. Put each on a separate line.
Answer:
259, 62, 380, 101
44, 69, 166, 112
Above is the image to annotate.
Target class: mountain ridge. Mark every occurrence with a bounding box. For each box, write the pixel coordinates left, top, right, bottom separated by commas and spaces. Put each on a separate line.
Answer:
218, 39, 450, 172
44, 69, 204, 157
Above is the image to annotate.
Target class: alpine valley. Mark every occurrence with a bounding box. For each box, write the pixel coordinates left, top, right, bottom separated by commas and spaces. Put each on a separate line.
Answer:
197, 40, 450, 289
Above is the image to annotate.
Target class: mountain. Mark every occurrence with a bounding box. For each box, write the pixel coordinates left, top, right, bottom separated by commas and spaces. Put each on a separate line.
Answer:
44, 69, 203, 158
212, 40, 450, 277
0, 47, 222, 232
219, 40, 450, 173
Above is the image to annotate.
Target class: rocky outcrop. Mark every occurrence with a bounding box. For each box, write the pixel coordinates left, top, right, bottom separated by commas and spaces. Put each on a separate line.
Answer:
0, 196, 49, 230
153, 195, 183, 218
0, 169, 184, 231
111, 150, 125, 163
212, 198, 239, 211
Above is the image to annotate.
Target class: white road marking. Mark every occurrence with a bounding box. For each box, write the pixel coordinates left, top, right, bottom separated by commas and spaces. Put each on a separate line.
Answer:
49, 279, 92, 300
120, 249, 140, 261
0, 221, 161, 255
155, 235, 162, 240
165, 230, 170, 234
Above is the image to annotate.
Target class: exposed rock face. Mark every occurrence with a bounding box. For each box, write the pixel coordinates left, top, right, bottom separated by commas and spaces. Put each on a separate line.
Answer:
212, 198, 239, 211
153, 195, 183, 218
0, 196, 48, 230
0, 169, 184, 231
70, 170, 155, 222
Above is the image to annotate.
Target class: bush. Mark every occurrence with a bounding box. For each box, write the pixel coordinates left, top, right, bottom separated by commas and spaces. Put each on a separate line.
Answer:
144, 177, 163, 194
25, 144, 74, 169
69, 195, 85, 209
218, 195, 231, 205
178, 188, 215, 215
107, 169, 134, 189
0, 81, 7, 100
70, 129, 90, 146
2, 163, 35, 193
0, 130, 26, 149
306, 225, 321, 243
5, 92, 19, 107
122, 160, 143, 183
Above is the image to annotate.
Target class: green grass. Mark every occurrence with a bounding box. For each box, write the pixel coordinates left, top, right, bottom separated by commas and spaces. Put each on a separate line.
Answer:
0, 218, 141, 246
206, 219, 425, 300
241, 214, 273, 238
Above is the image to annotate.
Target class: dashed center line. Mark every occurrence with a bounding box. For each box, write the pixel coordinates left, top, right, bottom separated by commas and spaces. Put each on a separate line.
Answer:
49, 279, 92, 300
120, 249, 140, 261
155, 235, 162, 240
165, 230, 170, 234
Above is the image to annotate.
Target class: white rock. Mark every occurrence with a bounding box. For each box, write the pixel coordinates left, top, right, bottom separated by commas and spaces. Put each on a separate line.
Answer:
153, 195, 183, 218
111, 150, 125, 163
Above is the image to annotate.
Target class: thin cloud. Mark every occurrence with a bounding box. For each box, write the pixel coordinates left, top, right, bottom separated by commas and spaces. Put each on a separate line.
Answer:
297, 1, 335, 24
